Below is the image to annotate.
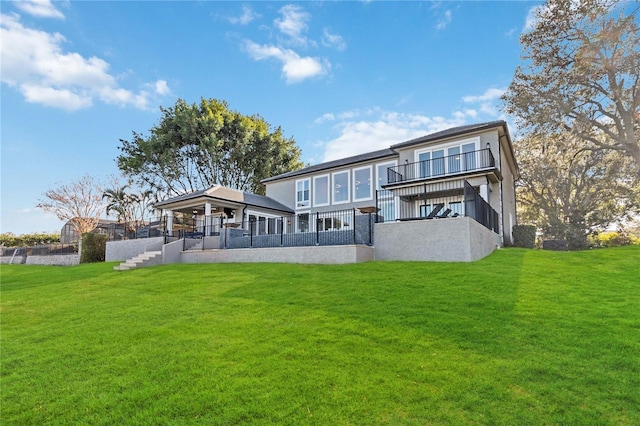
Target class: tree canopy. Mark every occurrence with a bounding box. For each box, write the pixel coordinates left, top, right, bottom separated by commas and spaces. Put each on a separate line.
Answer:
502, 0, 640, 173
515, 131, 639, 249
117, 98, 304, 197
36, 175, 105, 236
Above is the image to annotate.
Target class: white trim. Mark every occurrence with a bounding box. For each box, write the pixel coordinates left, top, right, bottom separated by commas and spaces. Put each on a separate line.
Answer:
313, 174, 330, 207
413, 136, 480, 161
353, 165, 373, 202
295, 178, 310, 209
332, 170, 350, 205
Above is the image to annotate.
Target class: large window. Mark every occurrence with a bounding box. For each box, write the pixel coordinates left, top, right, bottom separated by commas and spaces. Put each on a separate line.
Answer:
313, 175, 329, 206
415, 137, 478, 177
332, 171, 350, 204
296, 178, 310, 209
376, 161, 396, 189
353, 166, 372, 201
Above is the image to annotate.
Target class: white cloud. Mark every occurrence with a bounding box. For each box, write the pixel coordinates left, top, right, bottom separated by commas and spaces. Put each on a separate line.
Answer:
275, 4, 310, 44
229, 5, 259, 25
13, 0, 65, 19
244, 40, 328, 84
0, 13, 170, 111
322, 28, 347, 51
523, 5, 544, 32
154, 79, 170, 95
316, 88, 509, 162
435, 10, 452, 30
462, 88, 505, 103
462, 87, 506, 118
21, 84, 92, 110
319, 109, 471, 162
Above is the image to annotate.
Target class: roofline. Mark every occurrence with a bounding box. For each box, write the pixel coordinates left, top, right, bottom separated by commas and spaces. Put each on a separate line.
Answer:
390, 120, 509, 149
154, 192, 294, 214
261, 148, 398, 183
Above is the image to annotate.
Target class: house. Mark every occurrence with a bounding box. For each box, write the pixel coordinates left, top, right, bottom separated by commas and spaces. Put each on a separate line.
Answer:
107, 120, 519, 267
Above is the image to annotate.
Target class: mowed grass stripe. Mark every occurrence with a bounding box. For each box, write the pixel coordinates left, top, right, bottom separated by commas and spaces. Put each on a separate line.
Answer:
1, 247, 638, 425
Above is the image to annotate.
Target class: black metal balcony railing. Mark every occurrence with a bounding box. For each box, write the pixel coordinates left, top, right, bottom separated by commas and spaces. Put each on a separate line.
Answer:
387, 148, 495, 185
375, 179, 500, 234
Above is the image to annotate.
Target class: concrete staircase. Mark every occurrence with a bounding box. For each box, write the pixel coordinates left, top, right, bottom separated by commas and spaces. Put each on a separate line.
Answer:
114, 250, 162, 271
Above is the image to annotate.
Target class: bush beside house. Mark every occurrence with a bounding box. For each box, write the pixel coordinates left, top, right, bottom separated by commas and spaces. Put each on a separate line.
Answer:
80, 233, 108, 263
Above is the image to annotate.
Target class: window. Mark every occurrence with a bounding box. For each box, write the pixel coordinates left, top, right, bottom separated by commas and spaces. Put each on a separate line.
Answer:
313, 175, 329, 206
332, 171, 350, 204
297, 212, 310, 233
414, 137, 479, 177
462, 142, 476, 171
418, 151, 431, 178
376, 161, 396, 189
317, 212, 353, 231
449, 201, 463, 216
448, 146, 461, 174
353, 166, 372, 201
420, 204, 432, 218
296, 179, 310, 208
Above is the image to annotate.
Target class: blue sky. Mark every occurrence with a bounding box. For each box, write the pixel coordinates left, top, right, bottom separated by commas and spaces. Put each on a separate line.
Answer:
1, 0, 542, 235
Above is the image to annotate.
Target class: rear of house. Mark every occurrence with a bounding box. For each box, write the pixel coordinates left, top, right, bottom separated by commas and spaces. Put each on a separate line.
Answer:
108, 120, 519, 266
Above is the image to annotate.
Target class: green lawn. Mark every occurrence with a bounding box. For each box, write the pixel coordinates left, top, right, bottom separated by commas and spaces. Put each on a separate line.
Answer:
1, 247, 639, 425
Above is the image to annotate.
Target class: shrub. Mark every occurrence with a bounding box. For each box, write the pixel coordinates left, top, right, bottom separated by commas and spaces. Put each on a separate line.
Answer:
0, 232, 60, 247
513, 224, 536, 248
591, 230, 640, 248
80, 233, 107, 263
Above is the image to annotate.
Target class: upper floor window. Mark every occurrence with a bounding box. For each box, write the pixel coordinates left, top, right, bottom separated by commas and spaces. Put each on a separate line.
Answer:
377, 161, 396, 189
353, 166, 372, 201
415, 137, 479, 177
313, 175, 329, 207
332, 170, 350, 204
296, 178, 310, 208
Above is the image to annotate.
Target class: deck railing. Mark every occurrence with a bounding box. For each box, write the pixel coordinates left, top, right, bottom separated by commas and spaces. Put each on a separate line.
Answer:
387, 148, 495, 185
375, 179, 500, 234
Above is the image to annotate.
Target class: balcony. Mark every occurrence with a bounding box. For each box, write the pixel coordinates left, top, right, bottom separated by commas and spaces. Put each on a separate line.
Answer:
385, 148, 499, 186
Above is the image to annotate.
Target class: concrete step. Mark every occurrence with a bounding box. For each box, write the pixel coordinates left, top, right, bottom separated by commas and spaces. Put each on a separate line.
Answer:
114, 251, 162, 271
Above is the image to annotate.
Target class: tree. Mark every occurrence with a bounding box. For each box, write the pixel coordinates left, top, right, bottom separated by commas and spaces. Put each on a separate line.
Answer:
103, 180, 154, 226
515, 131, 640, 249
36, 175, 105, 236
502, 0, 640, 174
117, 98, 304, 197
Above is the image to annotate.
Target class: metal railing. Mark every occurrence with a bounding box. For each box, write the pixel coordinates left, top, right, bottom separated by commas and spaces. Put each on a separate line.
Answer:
169, 209, 375, 250
375, 179, 500, 234
464, 181, 500, 233
107, 220, 165, 241
387, 148, 495, 185
1, 243, 78, 257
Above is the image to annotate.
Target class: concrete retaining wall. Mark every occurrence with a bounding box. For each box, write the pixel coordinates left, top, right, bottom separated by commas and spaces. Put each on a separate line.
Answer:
374, 217, 500, 262
25, 255, 80, 266
106, 237, 164, 261
181, 244, 375, 264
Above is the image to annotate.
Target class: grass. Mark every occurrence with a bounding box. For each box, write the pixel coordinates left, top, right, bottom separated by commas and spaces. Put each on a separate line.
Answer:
1, 247, 639, 425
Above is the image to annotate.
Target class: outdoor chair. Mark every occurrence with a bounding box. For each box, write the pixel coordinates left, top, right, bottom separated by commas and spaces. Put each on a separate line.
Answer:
425, 203, 445, 219
436, 208, 452, 219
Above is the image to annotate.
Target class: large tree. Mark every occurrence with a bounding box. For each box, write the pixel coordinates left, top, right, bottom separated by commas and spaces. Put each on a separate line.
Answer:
502, 0, 640, 174
515, 131, 639, 249
36, 175, 105, 235
117, 98, 304, 196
